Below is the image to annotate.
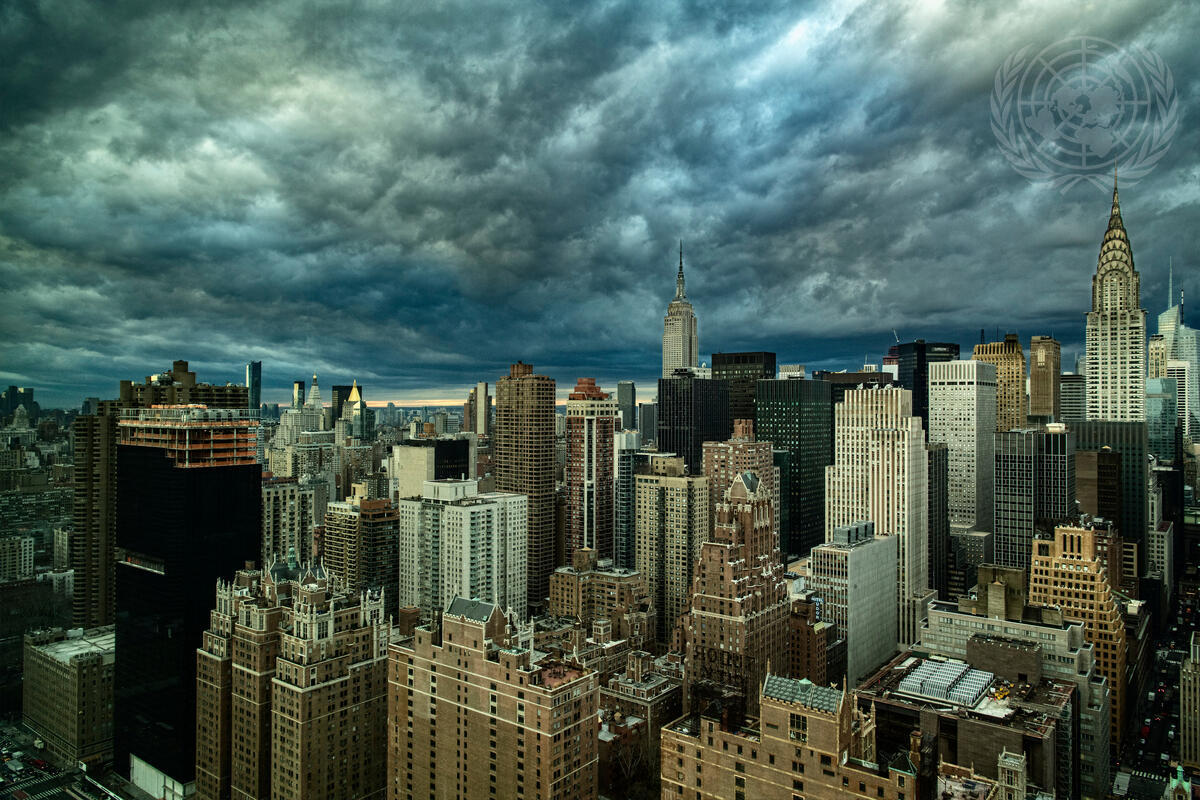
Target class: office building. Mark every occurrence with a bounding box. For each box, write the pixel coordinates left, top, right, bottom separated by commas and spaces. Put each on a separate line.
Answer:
993, 425, 1076, 569
387, 599, 598, 800
1157, 278, 1198, 439
1147, 377, 1180, 464
755, 377, 833, 559
1075, 448, 1122, 525
809, 521, 898, 683
1029, 336, 1061, 419
113, 405, 260, 798
395, 479, 528, 623
244, 360, 261, 411
548, 547, 654, 648
0, 535, 34, 580
463, 381, 491, 436
656, 372, 730, 474
1060, 373, 1086, 423
635, 456, 709, 643
1086, 175, 1146, 421
825, 386, 931, 645
1029, 524, 1128, 745
711, 351, 776, 424
494, 361, 556, 612
662, 244, 699, 378
1072, 421, 1147, 556
23, 626, 115, 767
702, 420, 779, 544
973, 334, 1028, 432
612, 431, 643, 570
1182, 632, 1200, 769
637, 402, 657, 447
947, 528, 993, 601
330, 384, 354, 423
809, 370, 894, 406
323, 490, 400, 619
195, 561, 389, 800
565, 378, 619, 561
926, 442, 948, 599
678, 472, 789, 716
893, 339, 959, 427
616, 380, 636, 430
389, 438, 472, 500
786, 591, 846, 686
928, 360, 997, 530
292, 379, 305, 408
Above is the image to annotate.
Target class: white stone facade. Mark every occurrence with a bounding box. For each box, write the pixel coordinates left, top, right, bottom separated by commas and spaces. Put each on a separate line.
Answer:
928, 360, 997, 531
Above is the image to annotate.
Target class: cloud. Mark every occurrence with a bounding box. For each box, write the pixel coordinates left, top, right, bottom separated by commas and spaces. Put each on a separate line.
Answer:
0, 0, 1197, 407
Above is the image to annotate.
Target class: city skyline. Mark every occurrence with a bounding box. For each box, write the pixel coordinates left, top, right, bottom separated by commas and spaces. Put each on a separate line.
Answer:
2, 2, 1198, 408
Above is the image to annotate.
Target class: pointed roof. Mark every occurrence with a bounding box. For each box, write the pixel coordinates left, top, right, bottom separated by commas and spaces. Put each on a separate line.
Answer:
305, 373, 323, 409
347, 379, 362, 404
1108, 165, 1124, 232
1092, 167, 1139, 312
674, 240, 687, 300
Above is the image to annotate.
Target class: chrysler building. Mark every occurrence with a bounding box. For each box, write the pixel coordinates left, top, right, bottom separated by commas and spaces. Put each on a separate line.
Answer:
662, 243, 699, 378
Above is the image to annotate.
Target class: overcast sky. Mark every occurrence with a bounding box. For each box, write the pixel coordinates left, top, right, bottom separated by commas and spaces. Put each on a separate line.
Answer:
2, 0, 1197, 409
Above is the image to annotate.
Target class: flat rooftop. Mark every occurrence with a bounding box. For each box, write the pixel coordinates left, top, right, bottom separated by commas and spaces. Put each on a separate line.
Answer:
35, 629, 115, 665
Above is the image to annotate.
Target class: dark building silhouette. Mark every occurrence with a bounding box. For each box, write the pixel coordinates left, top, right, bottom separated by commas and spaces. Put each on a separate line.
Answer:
1072, 421, 1147, 564
894, 340, 959, 428
926, 442, 948, 600
656, 373, 730, 475
244, 361, 261, 410
712, 352, 776, 425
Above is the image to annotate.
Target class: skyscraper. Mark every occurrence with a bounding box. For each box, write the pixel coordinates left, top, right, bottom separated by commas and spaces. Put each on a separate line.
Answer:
662, 243, 699, 378
494, 361, 556, 611
1147, 377, 1181, 464
972, 333, 1027, 432
323, 491, 400, 619
993, 425, 1075, 569
711, 351, 776, 423
1073, 421, 1147, 558
616, 380, 636, 430
612, 430, 644, 570
292, 379, 305, 409
1156, 263, 1198, 440
1086, 173, 1146, 421
564, 378, 619, 561
926, 442, 949, 600
893, 339, 959, 428
677, 471, 789, 716
244, 360, 261, 410
755, 378, 834, 559
825, 386, 930, 645
463, 381, 491, 435
701, 419, 780, 545
928, 360, 996, 530
1059, 373, 1086, 423
656, 372, 730, 473
1028, 336, 1061, 419
113, 405, 260, 796
637, 401, 657, 447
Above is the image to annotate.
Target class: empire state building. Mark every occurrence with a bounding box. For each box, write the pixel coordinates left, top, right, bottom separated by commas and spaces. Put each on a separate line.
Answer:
1085, 172, 1146, 421
662, 244, 699, 378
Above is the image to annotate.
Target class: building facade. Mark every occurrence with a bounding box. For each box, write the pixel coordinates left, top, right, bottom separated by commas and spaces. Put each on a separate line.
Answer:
1029, 336, 1061, 420
702, 420, 780, 545
23, 626, 115, 766
711, 351, 776, 424
928, 359, 997, 530
662, 246, 699, 378
993, 425, 1076, 570
565, 378, 619, 561
324, 492, 400, 619
657, 373, 730, 475
894, 339, 959, 427
973, 334, 1028, 432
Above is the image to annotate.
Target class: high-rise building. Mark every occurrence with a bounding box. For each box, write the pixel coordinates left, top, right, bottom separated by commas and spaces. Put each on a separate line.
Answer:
1086, 174, 1146, 421
893, 339, 960, 428
1073, 421, 1147, 558
387, 599, 598, 800
662, 244, 699, 378
330, 384, 354, 423
1059, 373, 1086, 423
565, 378, 619, 561
323, 490, 400, 619
292, 379, 305, 409
616, 380, 636, 430
825, 386, 931, 645
261, 473, 324, 566
993, 425, 1076, 570
1029, 336, 1061, 419
928, 360, 997, 530
389, 438, 472, 500
244, 360, 261, 410
1147, 376, 1181, 464
808, 521, 898, 683
926, 442, 949, 599
395, 479, 528, 623
754, 377, 833, 559
809, 370, 894, 406
656, 372, 730, 474
1156, 277, 1199, 440
701, 420, 780, 545
22, 626, 115, 767
1029, 524, 1128, 745
973, 333, 1028, 432
1166, 360, 1195, 444
637, 401, 657, 447
1075, 448, 1122, 524
612, 431, 643, 570
634, 456, 709, 643
677, 472, 789, 716
946, 528, 993, 601
196, 561, 389, 800
463, 381, 491, 436
494, 361, 556, 612
1182, 632, 1200, 769
711, 351, 776, 424
113, 405, 260, 797
548, 547, 654, 649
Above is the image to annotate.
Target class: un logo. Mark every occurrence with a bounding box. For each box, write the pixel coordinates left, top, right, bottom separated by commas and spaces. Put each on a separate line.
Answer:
991, 36, 1178, 193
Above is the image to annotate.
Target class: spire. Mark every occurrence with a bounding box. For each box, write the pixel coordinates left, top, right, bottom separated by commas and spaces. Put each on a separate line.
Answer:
675, 240, 686, 299
1169, 257, 1174, 309
1109, 164, 1124, 231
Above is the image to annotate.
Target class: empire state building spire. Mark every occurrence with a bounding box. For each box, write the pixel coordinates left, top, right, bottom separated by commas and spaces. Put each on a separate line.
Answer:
662, 242, 699, 378
676, 241, 686, 299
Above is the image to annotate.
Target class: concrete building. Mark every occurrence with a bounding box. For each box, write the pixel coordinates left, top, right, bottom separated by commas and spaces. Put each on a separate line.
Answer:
0, 534, 34, 580
548, 547, 654, 649
1060, 373, 1086, 423
195, 560, 389, 800
634, 456, 709, 643
261, 474, 324, 566
826, 386, 931, 645
23, 626, 115, 766
662, 245, 699, 378
922, 565, 1111, 798
711, 351, 776, 425
1029, 336, 1061, 420
396, 479, 527, 623
657, 372, 731, 475
1085, 175, 1146, 421
702, 419, 780, 544
1181, 632, 1200, 769
494, 361, 556, 612
612, 431, 644, 570
928, 359, 997, 530
893, 339, 960, 428
809, 521, 898, 683
387, 598, 598, 800
786, 590, 845, 686
389, 438, 472, 500
616, 380, 636, 431
565, 378, 619, 561
324, 491, 400, 619
993, 425, 1076, 570
1029, 524, 1128, 746
755, 377, 833, 559
973, 334, 1028, 432
677, 472, 790, 716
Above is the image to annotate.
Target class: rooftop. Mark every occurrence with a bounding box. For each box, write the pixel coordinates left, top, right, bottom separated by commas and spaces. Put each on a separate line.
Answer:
762, 674, 841, 712
445, 597, 496, 623
34, 627, 115, 665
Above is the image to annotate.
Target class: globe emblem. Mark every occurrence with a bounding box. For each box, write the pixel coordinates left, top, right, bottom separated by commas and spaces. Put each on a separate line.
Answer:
991, 37, 1177, 192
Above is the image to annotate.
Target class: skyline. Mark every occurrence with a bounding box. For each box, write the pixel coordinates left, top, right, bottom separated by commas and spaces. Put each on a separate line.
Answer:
2, 1, 1198, 409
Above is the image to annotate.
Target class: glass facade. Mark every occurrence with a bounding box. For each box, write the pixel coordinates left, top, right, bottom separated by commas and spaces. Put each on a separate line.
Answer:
656, 375, 730, 474
1146, 377, 1180, 464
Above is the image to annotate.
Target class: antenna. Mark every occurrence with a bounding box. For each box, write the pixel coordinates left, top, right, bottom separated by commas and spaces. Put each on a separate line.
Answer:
893, 329, 900, 344
1169, 257, 1174, 309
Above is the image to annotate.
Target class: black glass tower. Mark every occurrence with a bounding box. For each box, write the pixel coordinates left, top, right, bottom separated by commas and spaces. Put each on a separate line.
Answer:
712, 352, 776, 424
656, 373, 730, 474
895, 340, 959, 428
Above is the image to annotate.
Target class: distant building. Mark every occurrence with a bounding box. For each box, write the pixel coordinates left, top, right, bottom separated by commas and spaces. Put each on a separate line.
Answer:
1059, 373, 1086, 423
637, 401, 657, 447
657, 372, 730, 474
565, 378, 619, 561
323, 490, 400, 620
662, 245, 699, 378
612, 431, 644, 570
616, 380, 636, 430
23, 626, 115, 766
463, 381, 491, 436
1075, 448, 1122, 525
0, 535, 34, 580
893, 339, 959, 427
261, 474, 325, 566
926, 442, 949, 599
947, 529, 993, 600
1073, 421, 1147, 559
711, 351, 776, 424
993, 425, 1075, 570
1029, 336, 1061, 419
1147, 377, 1180, 464
928, 359, 997, 531
244, 360, 261, 411
973, 334, 1028, 432
389, 437, 472, 500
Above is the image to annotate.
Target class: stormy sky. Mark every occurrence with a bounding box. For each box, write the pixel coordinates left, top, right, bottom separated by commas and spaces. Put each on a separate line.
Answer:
2, 0, 1198, 409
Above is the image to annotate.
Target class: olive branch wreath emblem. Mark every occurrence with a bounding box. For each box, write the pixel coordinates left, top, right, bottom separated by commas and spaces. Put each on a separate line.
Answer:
991, 39, 1178, 193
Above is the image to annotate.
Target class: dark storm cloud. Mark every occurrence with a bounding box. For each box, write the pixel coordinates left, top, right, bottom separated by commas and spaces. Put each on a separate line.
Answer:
1, 0, 1198, 406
